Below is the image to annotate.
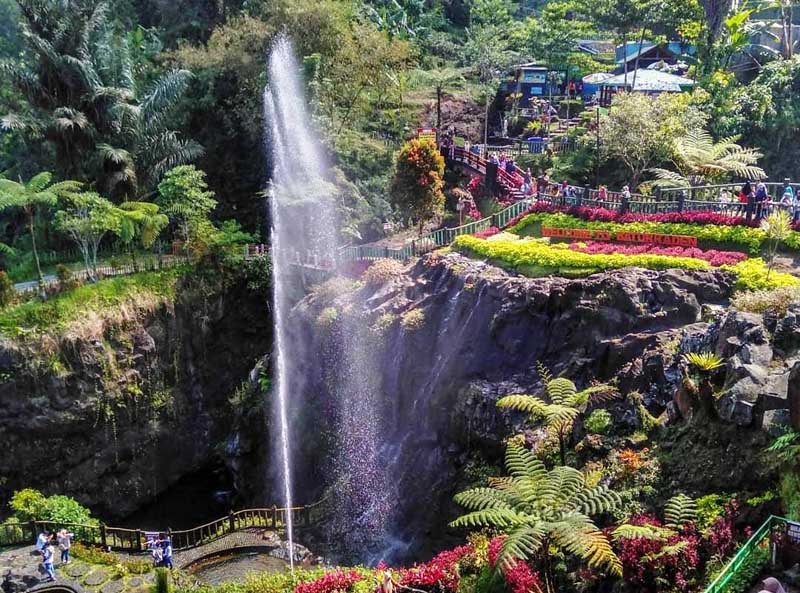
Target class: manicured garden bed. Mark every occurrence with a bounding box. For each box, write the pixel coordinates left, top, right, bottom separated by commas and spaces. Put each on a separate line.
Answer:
506, 207, 800, 255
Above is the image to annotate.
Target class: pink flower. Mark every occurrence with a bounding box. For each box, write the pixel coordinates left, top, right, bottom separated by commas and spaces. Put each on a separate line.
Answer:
568, 241, 747, 266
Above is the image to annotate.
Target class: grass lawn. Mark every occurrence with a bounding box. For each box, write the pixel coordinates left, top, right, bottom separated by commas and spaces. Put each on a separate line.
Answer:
0, 267, 186, 337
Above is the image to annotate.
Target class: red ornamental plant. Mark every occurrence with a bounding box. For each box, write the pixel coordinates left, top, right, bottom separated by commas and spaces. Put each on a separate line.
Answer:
487, 537, 544, 593
474, 226, 501, 239
294, 570, 365, 593
505, 203, 761, 229
399, 544, 475, 592
616, 515, 701, 592
568, 241, 748, 266
705, 500, 739, 559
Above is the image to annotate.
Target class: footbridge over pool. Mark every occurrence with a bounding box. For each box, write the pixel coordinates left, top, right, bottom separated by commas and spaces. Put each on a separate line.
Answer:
0, 502, 322, 567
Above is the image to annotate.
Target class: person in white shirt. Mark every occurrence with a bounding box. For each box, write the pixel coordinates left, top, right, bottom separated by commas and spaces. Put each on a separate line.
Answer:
57, 529, 74, 564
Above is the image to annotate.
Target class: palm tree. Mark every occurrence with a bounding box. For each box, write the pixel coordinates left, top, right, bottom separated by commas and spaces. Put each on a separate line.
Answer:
649, 129, 766, 188
498, 365, 619, 465
451, 443, 623, 593
1, 0, 201, 196
0, 173, 82, 296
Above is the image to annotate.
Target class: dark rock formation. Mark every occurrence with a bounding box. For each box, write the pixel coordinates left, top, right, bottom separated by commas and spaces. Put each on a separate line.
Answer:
0, 276, 271, 518
290, 253, 740, 560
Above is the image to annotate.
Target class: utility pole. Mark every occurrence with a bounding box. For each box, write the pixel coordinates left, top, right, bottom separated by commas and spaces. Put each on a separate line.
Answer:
595, 106, 601, 187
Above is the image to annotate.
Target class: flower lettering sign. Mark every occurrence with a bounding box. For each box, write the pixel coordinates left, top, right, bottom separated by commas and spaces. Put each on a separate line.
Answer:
542, 227, 697, 247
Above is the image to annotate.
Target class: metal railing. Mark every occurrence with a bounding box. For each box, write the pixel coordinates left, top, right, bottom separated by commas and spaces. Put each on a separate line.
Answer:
0, 502, 321, 553
703, 515, 787, 593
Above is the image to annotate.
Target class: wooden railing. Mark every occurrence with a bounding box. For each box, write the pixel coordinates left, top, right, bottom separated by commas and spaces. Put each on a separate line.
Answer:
0, 501, 321, 553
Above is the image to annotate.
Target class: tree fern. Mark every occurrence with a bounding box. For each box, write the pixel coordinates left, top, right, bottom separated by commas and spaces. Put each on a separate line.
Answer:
451, 442, 623, 588
664, 494, 698, 529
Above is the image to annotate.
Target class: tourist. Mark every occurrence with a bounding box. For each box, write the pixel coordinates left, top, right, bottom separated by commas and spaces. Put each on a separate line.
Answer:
149, 537, 163, 566
35, 531, 50, 555
380, 571, 395, 593
57, 529, 74, 564
755, 182, 768, 219
161, 537, 173, 569
597, 185, 608, 203
780, 186, 793, 212
523, 168, 532, 194
457, 193, 469, 225
760, 577, 787, 593
793, 190, 800, 223
42, 540, 56, 582
621, 185, 632, 213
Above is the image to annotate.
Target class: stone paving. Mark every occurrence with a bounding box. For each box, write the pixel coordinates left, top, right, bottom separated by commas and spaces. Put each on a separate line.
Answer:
0, 545, 155, 593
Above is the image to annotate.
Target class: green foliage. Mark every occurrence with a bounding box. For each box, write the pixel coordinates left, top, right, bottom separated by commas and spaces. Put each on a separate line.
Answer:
71, 543, 152, 575
664, 494, 699, 529
696, 494, 733, 532
157, 165, 217, 243
390, 139, 445, 234
498, 368, 618, 465
0, 268, 183, 337
722, 259, 800, 291
649, 129, 766, 188
0, 1, 201, 194
156, 567, 172, 593
584, 409, 613, 435
0, 271, 14, 308
705, 545, 769, 593
683, 352, 724, 373
9, 489, 95, 525
400, 309, 425, 330
600, 93, 707, 187
451, 442, 623, 578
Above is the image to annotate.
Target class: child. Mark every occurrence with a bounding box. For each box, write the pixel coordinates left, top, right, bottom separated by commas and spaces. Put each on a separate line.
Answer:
42, 541, 56, 582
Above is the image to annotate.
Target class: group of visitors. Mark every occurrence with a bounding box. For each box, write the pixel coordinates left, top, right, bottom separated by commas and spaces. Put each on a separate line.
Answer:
721, 180, 800, 221
146, 533, 174, 569
35, 529, 73, 582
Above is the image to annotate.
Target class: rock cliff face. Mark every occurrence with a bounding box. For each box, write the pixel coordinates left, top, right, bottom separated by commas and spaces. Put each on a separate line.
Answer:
291, 252, 794, 560
0, 275, 271, 519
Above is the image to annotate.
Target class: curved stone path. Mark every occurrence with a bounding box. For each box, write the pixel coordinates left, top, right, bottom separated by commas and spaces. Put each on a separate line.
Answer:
173, 528, 281, 568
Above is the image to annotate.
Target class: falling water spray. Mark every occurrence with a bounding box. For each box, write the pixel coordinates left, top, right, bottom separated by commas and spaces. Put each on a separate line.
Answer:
264, 34, 339, 570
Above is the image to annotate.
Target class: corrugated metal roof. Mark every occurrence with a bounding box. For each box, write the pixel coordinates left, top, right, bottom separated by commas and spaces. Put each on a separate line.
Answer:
599, 69, 695, 91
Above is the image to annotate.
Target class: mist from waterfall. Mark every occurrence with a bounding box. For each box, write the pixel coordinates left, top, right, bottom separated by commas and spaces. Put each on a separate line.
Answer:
264, 34, 395, 564
264, 34, 339, 568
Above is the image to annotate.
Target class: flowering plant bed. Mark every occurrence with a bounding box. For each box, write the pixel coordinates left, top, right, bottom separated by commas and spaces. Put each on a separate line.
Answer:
569, 242, 748, 267
508, 212, 784, 254
453, 235, 711, 274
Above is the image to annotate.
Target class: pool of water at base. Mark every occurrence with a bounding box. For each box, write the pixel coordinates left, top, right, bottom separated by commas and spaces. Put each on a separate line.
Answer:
189, 551, 290, 586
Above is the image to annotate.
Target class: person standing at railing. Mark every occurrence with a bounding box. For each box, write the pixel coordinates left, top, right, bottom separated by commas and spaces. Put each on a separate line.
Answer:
42, 540, 56, 582
57, 529, 74, 564
522, 168, 532, 195
597, 185, 608, 204
755, 182, 768, 219
160, 536, 173, 569
36, 530, 51, 554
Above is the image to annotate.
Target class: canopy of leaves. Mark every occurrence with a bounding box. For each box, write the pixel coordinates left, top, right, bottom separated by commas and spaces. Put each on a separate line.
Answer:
389, 138, 445, 231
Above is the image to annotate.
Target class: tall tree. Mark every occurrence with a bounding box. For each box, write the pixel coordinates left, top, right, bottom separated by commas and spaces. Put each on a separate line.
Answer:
0, 0, 202, 196
389, 138, 445, 235
0, 172, 81, 296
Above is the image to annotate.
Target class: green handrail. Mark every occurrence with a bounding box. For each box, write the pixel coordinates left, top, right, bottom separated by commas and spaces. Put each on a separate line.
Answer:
703, 515, 787, 593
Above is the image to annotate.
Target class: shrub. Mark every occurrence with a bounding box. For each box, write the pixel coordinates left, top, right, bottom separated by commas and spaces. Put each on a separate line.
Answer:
370, 312, 396, 335
0, 271, 14, 307
731, 285, 800, 315
722, 259, 800, 291
316, 307, 339, 329
71, 543, 152, 575
9, 489, 95, 525
363, 259, 405, 287
401, 309, 425, 330
585, 409, 613, 435
155, 567, 171, 593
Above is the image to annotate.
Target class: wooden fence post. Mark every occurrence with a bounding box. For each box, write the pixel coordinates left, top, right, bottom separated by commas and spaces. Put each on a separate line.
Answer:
29, 520, 36, 542
136, 529, 143, 552
272, 506, 278, 530
100, 523, 107, 549
229, 511, 235, 533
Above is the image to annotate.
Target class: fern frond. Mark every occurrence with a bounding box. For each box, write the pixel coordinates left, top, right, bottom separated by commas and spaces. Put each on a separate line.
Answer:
546, 377, 577, 406
497, 395, 551, 417
664, 494, 698, 529
453, 488, 515, 511
612, 524, 675, 542
449, 508, 525, 529
505, 442, 547, 481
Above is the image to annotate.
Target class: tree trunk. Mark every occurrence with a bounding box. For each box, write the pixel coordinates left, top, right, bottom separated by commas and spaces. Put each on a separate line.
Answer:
781, 1, 793, 59
436, 85, 442, 132
622, 31, 629, 87
28, 208, 46, 300
484, 93, 490, 149
631, 27, 647, 91
699, 0, 735, 73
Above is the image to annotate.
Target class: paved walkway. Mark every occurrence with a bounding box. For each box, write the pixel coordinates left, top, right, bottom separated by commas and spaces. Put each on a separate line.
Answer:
174, 528, 281, 568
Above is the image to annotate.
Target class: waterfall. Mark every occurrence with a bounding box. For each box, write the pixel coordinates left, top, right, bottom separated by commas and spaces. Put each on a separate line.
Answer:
264, 34, 339, 569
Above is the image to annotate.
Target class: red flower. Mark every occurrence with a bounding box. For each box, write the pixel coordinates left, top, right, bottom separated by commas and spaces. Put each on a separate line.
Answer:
294, 570, 364, 593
